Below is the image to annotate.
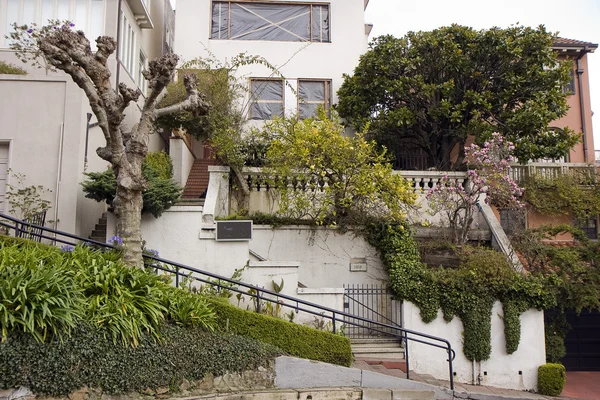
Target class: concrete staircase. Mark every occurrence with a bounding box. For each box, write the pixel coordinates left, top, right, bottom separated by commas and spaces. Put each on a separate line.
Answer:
182, 158, 216, 201
352, 338, 406, 361
88, 212, 107, 242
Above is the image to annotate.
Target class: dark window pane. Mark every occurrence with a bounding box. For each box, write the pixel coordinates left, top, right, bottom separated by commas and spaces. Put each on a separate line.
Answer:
211, 2, 229, 39
311, 5, 330, 42
210, 2, 328, 42
299, 81, 325, 101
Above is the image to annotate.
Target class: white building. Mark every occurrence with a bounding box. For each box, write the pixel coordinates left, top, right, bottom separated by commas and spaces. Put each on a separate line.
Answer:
0, 0, 174, 237
175, 0, 371, 123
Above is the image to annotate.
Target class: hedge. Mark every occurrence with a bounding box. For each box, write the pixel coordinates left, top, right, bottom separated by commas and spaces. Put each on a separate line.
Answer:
210, 300, 353, 367
538, 363, 566, 396
0, 323, 281, 396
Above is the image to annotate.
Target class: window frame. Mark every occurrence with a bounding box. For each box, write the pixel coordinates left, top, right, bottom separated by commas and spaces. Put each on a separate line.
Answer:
297, 78, 331, 119
209, 1, 331, 43
119, 10, 137, 77
248, 78, 285, 120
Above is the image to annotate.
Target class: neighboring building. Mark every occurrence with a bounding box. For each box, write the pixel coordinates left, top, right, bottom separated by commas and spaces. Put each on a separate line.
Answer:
0, 0, 174, 237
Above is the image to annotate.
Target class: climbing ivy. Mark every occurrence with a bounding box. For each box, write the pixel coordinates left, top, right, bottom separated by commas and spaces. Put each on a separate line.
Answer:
366, 222, 556, 361
523, 173, 600, 220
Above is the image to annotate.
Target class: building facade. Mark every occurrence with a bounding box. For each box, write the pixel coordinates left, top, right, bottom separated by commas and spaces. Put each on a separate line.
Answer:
0, 0, 174, 237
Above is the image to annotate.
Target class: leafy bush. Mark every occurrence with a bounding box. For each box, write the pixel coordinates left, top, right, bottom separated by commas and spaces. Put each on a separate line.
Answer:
263, 112, 416, 226
0, 61, 26, 75
0, 323, 281, 396
0, 240, 84, 342
0, 237, 216, 346
81, 152, 182, 218
538, 363, 566, 396
210, 299, 353, 367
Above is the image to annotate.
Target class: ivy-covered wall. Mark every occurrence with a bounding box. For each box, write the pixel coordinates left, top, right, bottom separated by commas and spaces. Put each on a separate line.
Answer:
404, 301, 545, 391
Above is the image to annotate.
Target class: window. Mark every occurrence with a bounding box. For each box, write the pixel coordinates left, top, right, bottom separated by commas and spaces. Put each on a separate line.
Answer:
249, 79, 284, 120
563, 65, 576, 95
574, 216, 598, 240
298, 80, 331, 119
211, 1, 330, 42
119, 12, 136, 75
138, 50, 147, 94
1, 0, 105, 48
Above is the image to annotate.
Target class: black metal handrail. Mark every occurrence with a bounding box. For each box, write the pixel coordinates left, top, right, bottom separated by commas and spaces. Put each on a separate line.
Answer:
0, 213, 456, 390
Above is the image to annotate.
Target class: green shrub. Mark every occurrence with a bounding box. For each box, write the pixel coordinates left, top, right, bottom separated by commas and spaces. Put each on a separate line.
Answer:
210, 299, 353, 367
0, 61, 26, 75
0, 323, 281, 396
0, 241, 84, 342
538, 363, 566, 396
0, 237, 216, 346
81, 152, 182, 218
162, 287, 215, 329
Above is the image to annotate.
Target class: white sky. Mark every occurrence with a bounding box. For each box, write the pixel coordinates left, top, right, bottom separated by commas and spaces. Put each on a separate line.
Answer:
170, 0, 600, 150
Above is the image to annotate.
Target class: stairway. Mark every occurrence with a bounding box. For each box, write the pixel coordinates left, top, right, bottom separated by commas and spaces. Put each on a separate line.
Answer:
181, 159, 216, 204
88, 212, 107, 242
352, 338, 406, 362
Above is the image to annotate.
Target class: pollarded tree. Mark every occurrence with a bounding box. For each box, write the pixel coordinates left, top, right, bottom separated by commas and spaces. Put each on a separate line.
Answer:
337, 25, 579, 170
9, 22, 208, 266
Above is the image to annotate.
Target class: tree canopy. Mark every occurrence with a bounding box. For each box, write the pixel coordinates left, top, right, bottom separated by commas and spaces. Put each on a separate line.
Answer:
337, 25, 579, 170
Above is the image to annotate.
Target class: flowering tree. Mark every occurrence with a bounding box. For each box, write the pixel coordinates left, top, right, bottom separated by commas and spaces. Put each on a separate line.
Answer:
8, 21, 208, 266
426, 133, 524, 243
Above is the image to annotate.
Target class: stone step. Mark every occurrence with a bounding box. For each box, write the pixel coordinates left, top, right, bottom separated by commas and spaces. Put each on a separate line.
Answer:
351, 338, 402, 345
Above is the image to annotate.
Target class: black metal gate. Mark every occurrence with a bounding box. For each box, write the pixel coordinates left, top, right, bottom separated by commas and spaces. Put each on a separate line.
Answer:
343, 284, 402, 338
563, 309, 600, 371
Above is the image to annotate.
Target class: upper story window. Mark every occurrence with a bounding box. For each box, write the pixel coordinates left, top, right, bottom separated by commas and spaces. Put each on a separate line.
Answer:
119, 12, 137, 76
249, 79, 284, 120
563, 66, 576, 95
1, 0, 104, 48
138, 50, 147, 95
211, 1, 330, 43
298, 80, 331, 119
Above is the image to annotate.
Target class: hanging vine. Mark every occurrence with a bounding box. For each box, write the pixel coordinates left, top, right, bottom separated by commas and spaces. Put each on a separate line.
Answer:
366, 221, 556, 361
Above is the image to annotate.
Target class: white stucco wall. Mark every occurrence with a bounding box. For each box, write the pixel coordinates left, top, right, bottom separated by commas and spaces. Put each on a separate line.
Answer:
0, 75, 87, 235
174, 0, 369, 115
170, 137, 195, 187
403, 301, 545, 391
251, 225, 387, 288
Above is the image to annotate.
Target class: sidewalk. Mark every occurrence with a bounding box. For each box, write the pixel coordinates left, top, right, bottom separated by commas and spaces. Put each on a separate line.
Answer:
352, 360, 600, 400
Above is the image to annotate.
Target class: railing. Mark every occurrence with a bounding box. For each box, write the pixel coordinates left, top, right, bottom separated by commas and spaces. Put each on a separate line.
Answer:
0, 212, 456, 390
343, 284, 402, 339
510, 162, 597, 183
243, 167, 469, 195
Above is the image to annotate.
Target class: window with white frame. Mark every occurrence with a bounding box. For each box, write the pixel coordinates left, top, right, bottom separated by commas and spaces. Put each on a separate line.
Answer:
298, 80, 331, 119
138, 50, 147, 94
119, 12, 136, 76
1, 0, 105, 48
249, 79, 284, 120
211, 1, 330, 42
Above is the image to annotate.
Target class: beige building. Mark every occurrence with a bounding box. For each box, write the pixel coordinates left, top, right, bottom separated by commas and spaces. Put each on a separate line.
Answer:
0, 0, 174, 237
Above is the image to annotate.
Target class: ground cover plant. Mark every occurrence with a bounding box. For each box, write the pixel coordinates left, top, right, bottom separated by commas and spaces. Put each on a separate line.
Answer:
0, 236, 354, 395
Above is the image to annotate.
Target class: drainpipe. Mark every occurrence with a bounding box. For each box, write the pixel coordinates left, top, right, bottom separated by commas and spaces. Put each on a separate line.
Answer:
115, 0, 123, 90
576, 48, 589, 163
54, 123, 65, 230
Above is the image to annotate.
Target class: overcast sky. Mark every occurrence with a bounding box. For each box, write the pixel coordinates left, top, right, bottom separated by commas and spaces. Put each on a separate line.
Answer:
170, 0, 600, 150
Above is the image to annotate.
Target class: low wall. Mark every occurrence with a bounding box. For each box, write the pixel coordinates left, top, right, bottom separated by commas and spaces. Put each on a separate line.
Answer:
251, 225, 387, 288
403, 301, 545, 391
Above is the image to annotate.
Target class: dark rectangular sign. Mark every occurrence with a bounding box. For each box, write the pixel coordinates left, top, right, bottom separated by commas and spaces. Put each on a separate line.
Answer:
216, 220, 253, 241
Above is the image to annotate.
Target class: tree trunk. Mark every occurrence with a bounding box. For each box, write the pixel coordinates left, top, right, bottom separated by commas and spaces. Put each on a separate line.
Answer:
113, 180, 144, 267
